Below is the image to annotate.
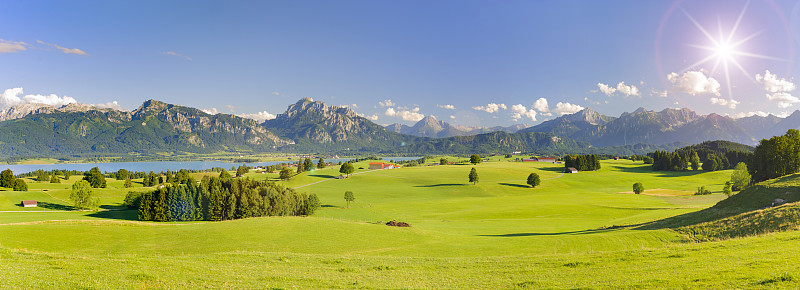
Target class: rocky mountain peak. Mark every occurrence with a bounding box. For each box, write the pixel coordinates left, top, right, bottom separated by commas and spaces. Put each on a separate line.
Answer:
565, 108, 609, 125
0, 103, 57, 121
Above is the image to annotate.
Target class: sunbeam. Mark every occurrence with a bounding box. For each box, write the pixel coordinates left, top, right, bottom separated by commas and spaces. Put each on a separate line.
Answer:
682, 0, 784, 103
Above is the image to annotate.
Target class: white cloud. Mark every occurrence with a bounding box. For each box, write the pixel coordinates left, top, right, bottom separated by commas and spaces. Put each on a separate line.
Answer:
472, 103, 507, 113
597, 83, 616, 96
385, 107, 424, 122
0, 88, 24, 107
351, 103, 358, 109
710, 97, 740, 109
450, 115, 455, 119
437, 104, 456, 110
766, 93, 800, 108
92, 101, 125, 111
36, 40, 88, 56
272, 92, 280, 96
733, 111, 769, 118
364, 114, 378, 121
756, 70, 795, 93
238, 111, 277, 122
25, 94, 78, 107
0, 39, 28, 53
553, 102, 584, 115
510, 104, 537, 122
0, 87, 77, 108
650, 89, 668, 98
378, 99, 395, 107
615, 82, 640, 96
202, 108, 220, 115
533, 97, 549, 112
225, 104, 236, 112
164, 51, 192, 61
667, 71, 721, 96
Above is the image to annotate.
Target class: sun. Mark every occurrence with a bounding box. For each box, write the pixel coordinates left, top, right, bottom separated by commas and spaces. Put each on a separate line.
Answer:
680, 1, 781, 102
715, 41, 733, 60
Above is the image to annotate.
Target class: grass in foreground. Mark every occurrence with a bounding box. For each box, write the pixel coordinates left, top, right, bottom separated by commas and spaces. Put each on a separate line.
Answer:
1, 159, 797, 288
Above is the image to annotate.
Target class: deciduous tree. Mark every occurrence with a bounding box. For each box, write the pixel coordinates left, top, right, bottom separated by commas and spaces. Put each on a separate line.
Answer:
83, 167, 107, 188
344, 191, 355, 208
279, 168, 293, 180
469, 168, 479, 185
527, 173, 541, 188
0, 169, 13, 188
730, 162, 751, 191
70, 180, 98, 210
470, 155, 481, 165
339, 162, 355, 177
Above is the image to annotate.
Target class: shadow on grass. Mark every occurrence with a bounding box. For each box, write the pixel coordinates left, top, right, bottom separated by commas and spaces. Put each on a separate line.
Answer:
19, 202, 75, 211
537, 166, 567, 173
478, 228, 614, 237
498, 183, 531, 189
309, 174, 337, 179
413, 183, 467, 188
321, 204, 337, 208
86, 209, 139, 221
637, 184, 800, 230
100, 204, 126, 210
614, 165, 708, 177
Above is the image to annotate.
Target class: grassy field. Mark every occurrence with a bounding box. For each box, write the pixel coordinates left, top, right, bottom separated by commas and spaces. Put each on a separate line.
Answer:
1, 158, 798, 288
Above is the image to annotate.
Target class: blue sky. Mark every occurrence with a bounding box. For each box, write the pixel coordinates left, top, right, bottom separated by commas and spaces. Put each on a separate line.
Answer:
1, 0, 799, 127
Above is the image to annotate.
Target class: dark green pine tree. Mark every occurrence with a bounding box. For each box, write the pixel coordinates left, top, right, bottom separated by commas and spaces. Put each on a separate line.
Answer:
138, 192, 153, 221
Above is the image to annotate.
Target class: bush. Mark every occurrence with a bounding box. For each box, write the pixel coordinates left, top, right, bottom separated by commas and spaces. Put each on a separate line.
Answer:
633, 182, 644, 194
695, 186, 712, 195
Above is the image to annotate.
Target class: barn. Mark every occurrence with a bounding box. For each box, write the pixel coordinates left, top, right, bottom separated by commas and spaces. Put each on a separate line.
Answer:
369, 162, 397, 170
21, 200, 37, 207
565, 167, 578, 173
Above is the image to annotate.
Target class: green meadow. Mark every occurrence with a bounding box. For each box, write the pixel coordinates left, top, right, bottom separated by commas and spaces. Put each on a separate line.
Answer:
1, 158, 799, 288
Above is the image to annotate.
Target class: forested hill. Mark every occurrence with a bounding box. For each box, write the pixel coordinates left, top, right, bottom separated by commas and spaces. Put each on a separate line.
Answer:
0, 100, 291, 156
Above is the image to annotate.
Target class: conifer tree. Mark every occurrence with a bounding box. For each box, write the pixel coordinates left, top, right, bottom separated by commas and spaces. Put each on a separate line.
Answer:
317, 158, 326, 169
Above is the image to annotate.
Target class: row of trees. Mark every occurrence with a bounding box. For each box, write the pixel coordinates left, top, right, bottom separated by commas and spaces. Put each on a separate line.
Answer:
563, 154, 601, 171
748, 129, 800, 183
651, 149, 737, 172
651, 143, 750, 172
651, 149, 700, 171
136, 175, 321, 222
0, 169, 28, 191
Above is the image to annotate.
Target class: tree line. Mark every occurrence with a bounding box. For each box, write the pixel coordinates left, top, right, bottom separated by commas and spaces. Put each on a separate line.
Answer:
748, 129, 800, 183
563, 154, 601, 171
134, 174, 320, 222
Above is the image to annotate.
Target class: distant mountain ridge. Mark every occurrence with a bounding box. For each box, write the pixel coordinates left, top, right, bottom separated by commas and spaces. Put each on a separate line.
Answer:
0, 100, 291, 156
385, 115, 527, 138
0, 97, 798, 157
520, 107, 800, 146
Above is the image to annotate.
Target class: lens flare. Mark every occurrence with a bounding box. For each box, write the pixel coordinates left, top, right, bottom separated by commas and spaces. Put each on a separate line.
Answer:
681, 0, 784, 102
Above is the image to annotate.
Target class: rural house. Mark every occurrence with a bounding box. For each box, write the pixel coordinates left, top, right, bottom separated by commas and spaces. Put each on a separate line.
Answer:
565, 167, 578, 173
21, 200, 38, 207
369, 162, 396, 170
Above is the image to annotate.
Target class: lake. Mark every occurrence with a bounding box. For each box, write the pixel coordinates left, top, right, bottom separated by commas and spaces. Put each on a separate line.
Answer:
0, 157, 422, 174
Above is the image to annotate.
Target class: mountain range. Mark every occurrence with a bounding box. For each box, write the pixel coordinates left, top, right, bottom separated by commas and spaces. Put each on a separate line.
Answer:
0, 98, 797, 157
385, 116, 527, 138
519, 107, 800, 147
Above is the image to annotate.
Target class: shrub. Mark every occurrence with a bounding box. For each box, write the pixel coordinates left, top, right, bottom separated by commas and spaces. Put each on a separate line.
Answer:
695, 186, 712, 195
